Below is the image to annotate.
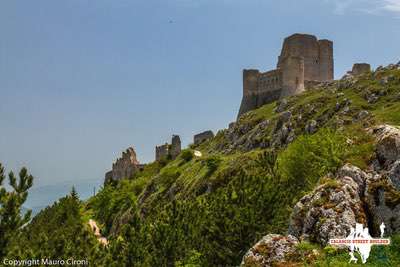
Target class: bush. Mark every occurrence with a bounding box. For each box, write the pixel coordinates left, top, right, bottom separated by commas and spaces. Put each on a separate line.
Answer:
278, 128, 346, 192
181, 150, 194, 162
204, 156, 221, 177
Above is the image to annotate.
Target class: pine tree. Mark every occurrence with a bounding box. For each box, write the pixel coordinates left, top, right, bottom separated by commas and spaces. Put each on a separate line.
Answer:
70, 186, 79, 200
0, 163, 34, 257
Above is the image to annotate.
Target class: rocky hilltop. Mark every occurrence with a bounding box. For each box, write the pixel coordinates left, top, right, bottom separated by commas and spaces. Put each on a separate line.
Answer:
82, 62, 400, 266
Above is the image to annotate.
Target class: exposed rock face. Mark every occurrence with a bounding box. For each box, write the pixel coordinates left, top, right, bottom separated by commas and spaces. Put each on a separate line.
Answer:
288, 125, 400, 245
104, 147, 142, 184
371, 125, 400, 167
194, 130, 214, 145
365, 174, 400, 237
364, 125, 400, 236
241, 234, 299, 267
288, 164, 368, 245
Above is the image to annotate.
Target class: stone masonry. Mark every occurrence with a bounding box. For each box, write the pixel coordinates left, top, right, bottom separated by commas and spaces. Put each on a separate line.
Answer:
155, 135, 181, 161
194, 130, 214, 145
351, 63, 371, 76
238, 33, 334, 118
105, 147, 144, 184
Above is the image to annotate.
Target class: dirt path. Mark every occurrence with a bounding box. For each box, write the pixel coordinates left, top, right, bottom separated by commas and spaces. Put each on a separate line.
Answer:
88, 219, 108, 246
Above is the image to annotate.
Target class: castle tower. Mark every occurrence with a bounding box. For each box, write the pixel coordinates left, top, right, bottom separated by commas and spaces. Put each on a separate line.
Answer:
280, 56, 305, 97
278, 34, 319, 81
171, 135, 181, 159
238, 69, 260, 117
318, 39, 334, 81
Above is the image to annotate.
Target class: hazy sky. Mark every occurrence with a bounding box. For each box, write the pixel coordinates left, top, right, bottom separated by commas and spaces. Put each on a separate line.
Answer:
1, 0, 399, 189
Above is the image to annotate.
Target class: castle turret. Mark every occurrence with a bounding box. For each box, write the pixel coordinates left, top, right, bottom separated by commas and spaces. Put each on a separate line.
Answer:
238, 69, 260, 118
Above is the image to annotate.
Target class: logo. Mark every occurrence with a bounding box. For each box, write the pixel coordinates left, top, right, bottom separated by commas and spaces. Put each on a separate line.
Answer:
329, 222, 390, 264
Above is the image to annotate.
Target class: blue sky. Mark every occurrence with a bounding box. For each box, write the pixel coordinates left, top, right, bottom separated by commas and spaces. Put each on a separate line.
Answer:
0, 0, 399, 194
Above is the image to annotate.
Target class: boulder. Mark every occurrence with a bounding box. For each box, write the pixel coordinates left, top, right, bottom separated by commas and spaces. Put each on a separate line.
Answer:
371, 125, 400, 166
275, 99, 288, 113
288, 164, 368, 245
357, 110, 370, 121
241, 234, 299, 267
305, 120, 318, 134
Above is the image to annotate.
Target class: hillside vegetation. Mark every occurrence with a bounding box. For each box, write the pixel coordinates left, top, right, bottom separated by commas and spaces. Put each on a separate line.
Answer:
3, 63, 400, 266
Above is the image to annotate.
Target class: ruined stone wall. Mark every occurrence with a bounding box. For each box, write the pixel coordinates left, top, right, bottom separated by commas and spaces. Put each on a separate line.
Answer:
155, 143, 169, 161
194, 130, 214, 145
155, 135, 181, 161
352, 63, 371, 76
171, 135, 181, 159
104, 147, 141, 184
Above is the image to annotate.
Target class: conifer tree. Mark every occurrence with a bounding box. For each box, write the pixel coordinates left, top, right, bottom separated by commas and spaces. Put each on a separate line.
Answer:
0, 163, 33, 257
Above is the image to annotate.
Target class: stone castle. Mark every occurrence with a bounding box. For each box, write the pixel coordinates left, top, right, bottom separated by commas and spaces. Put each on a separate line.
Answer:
238, 33, 334, 117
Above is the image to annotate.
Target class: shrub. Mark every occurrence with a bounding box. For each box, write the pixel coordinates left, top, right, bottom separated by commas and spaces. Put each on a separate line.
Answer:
278, 128, 346, 192
181, 150, 194, 162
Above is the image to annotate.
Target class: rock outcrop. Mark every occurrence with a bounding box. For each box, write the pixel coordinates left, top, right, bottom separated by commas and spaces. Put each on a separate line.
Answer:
371, 125, 400, 167
242, 124, 400, 266
288, 164, 368, 245
241, 234, 299, 267
365, 125, 400, 236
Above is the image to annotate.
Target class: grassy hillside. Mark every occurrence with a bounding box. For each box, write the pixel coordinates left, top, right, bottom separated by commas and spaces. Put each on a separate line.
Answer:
6, 65, 400, 266
82, 65, 400, 265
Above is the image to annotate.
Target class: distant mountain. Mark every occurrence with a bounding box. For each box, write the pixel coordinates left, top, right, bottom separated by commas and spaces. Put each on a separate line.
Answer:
24, 179, 102, 213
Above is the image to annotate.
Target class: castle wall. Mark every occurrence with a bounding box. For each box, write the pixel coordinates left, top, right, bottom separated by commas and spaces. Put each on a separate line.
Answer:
194, 130, 214, 145
105, 147, 141, 184
155, 135, 181, 161
281, 56, 305, 97
155, 144, 169, 161
258, 70, 283, 92
351, 63, 371, 76
171, 135, 181, 159
239, 69, 283, 117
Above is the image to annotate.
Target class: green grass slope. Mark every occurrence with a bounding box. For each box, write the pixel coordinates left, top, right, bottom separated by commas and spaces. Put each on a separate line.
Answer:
13, 65, 399, 266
